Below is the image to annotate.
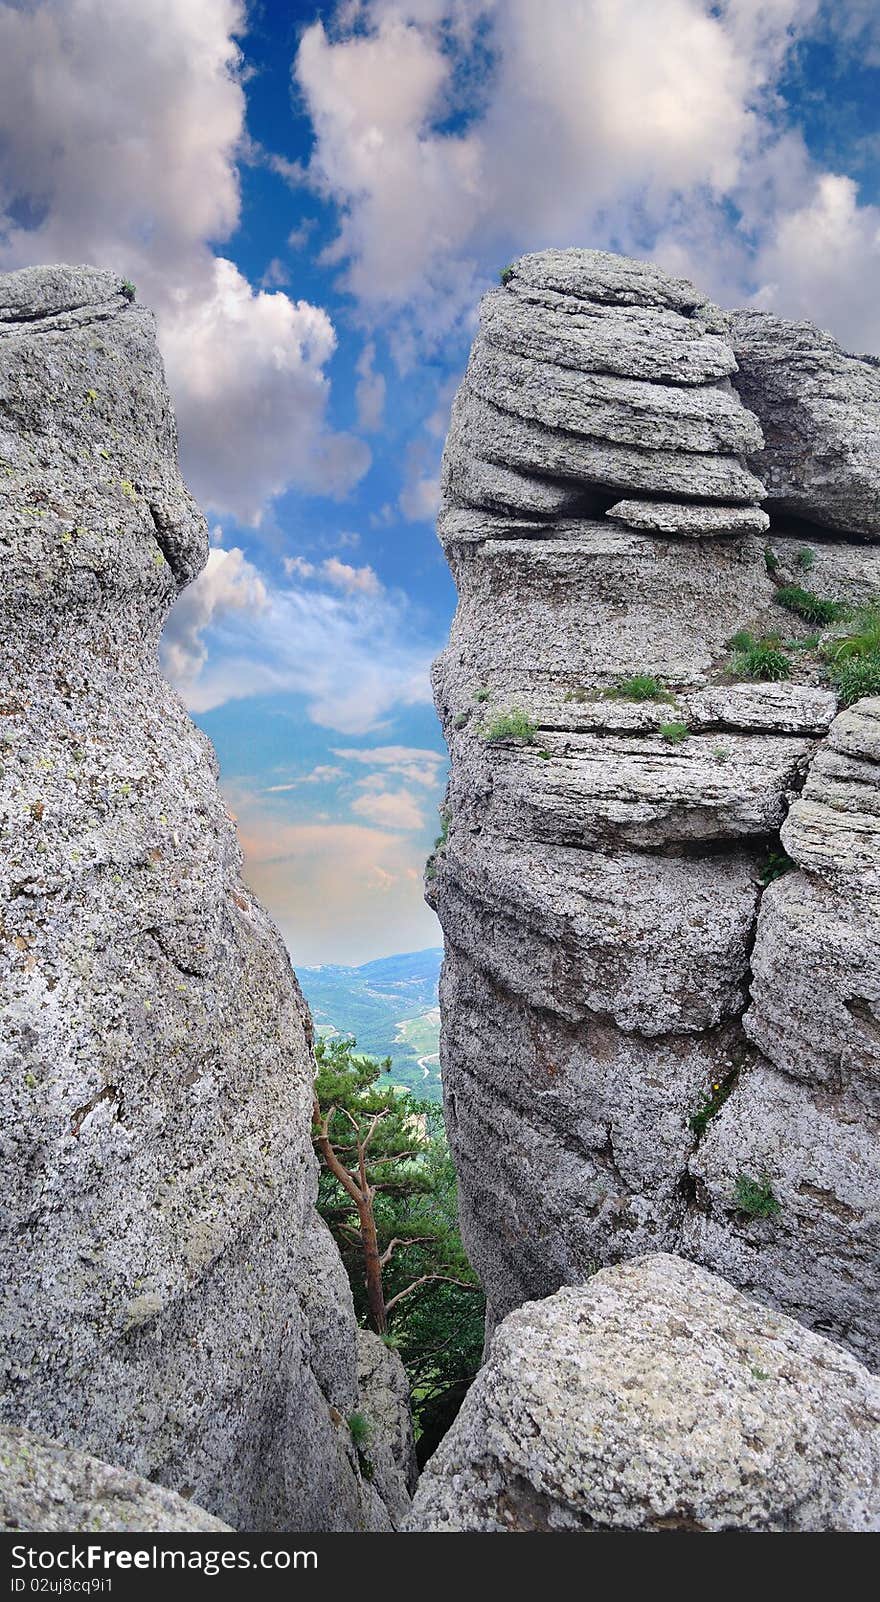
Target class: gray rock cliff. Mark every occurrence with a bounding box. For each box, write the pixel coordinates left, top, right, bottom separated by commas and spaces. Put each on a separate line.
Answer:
0, 265, 410, 1532
428, 248, 880, 1368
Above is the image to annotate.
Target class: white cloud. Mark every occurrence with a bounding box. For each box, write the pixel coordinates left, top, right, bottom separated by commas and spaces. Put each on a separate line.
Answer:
162, 555, 436, 735
232, 804, 441, 965
751, 173, 880, 352
352, 787, 426, 830
321, 556, 382, 595
160, 257, 370, 523
161, 546, 268, 684
354, 340, 387, 430
334, 745, 445, 788
284, 555, 317, 579
290, 0, 880, 359
0, 0, 368, 523
282, 552, 381, 593
265, 766, 346, 791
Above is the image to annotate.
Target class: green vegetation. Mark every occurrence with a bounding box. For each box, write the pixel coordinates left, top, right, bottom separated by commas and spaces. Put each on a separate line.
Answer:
713, 746, 730, 763
472, 687, 491, 702
759, 848, 796, 886
608, 673, 673, 703
120, 280, 136, 302
659, 721, 689, 744
764, 545, 779, 574
730, 631, 791, 682
313, 1037, 484, 1452
298, 950, 442, 1101
690, 1071, 737, 1137
347, 1411, 370, 1447
824, 602, 880, 705
734, 1174, 781, 1218
785, 633, 820, 652
453, 711, 468, 729
774, 584, 845, 626
795, 547, 815, 572
829, 656, 880, 706
499, 265, 514, 285
484, 708, 538, 742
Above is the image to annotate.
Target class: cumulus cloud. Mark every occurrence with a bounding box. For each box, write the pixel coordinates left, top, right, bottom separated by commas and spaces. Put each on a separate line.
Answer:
352, 786, 426, 830
0, 0, 368, 522
283, 552, 382, 594
233, 805, 440, 964
162, 554, 436, 735
751, 174, 880, 352
160, 258, 369, 522
291, 0, 880, 357
161, 545, 268, 685
321, 556, 382, 595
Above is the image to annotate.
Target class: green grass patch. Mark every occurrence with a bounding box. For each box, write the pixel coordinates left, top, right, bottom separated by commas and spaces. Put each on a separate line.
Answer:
607, 674, 673, 703
690, 1071, 737, 1137
734, 1175, 781, 1218
730, 632, 791, 682
659, 721, 689, 744
484, 709, 538, 742
774, 585, 846, 626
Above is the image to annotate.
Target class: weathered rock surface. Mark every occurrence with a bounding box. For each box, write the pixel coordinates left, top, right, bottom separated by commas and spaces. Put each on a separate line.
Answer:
429, 247, 880, 1363
0, 265, 406, 1531
356, 1330, 419, 1529
408, 1255, 880, 1532
729, 310, 880, 537
1, 1426, 231, 1533
606, 499, 769, 537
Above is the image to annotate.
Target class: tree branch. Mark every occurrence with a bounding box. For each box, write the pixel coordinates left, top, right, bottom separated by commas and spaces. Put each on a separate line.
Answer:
385, 1274, 480, 1314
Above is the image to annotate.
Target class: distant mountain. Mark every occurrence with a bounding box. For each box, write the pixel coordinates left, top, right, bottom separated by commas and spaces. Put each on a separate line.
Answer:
298, 948, 443, 1101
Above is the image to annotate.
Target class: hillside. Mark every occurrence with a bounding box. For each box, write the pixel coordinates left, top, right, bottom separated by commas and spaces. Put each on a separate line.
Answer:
298, 948, 443, 1101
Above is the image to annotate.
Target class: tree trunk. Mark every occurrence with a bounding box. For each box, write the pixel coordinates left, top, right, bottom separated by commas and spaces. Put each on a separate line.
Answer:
359, 1194, 387, 1334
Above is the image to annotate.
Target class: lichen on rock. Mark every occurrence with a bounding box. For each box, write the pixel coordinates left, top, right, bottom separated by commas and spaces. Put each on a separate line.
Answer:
408, 1255, 880, 1532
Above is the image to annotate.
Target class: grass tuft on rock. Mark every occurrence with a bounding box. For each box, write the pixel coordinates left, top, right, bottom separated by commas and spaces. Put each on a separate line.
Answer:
734, 1175, 781, 1218
484, 708, 538, 743
774, 585, 846, 626
730, 632, 791, 682
607, 674, 673, 703
659, 721, 689, 744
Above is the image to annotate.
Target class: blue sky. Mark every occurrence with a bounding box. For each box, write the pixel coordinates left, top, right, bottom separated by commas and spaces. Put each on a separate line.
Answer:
1, 0, 879, 962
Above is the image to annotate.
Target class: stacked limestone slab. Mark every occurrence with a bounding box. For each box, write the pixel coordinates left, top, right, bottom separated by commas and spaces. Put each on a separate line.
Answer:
0, 266, 410, 1532
429, 249, 880, 1368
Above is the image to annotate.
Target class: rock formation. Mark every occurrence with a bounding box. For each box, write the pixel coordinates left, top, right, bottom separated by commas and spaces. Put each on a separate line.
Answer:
0, 265, 410, 1531
428, 249, 880, 1367
409, 1255, 880, 1532
2, 1426, 231, 1533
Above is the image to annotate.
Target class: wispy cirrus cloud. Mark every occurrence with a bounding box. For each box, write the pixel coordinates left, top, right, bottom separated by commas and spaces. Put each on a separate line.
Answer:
162, 545, 437, 736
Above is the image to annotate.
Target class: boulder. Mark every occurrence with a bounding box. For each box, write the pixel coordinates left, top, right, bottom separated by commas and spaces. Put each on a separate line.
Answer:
728, 310, 880, 537
1, 1426, 230, 1533
409, 1255, 880, 1532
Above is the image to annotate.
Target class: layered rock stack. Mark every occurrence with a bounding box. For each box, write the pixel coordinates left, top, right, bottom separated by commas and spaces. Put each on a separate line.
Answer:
429, 249, 880, 1367
0, 266, 410, 1531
